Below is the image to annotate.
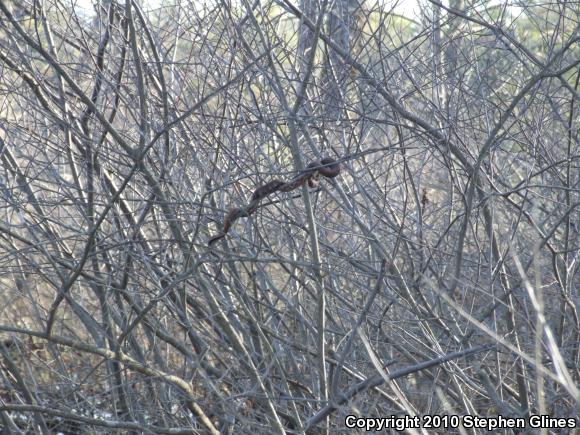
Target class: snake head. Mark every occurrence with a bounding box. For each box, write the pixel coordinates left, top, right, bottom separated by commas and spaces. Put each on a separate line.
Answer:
318, 158, 341, 178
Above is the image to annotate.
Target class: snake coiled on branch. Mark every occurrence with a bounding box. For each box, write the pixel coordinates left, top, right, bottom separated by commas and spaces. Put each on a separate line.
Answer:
208, 157, 341, 245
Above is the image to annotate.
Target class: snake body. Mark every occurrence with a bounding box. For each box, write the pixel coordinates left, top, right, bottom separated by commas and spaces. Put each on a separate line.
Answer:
208, 158, 340, 245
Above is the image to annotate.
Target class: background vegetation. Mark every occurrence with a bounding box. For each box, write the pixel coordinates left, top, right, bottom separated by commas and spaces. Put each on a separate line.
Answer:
0, 0, 578, 433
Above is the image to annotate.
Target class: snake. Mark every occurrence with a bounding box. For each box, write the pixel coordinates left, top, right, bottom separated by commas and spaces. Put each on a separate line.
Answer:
208, 157, 341, 245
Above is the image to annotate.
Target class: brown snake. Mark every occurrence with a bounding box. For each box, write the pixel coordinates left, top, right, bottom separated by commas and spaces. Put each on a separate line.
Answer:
208, 157, 341, 245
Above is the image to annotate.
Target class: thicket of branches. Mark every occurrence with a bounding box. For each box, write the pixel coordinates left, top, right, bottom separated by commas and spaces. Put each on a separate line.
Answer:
0, 0, 578, 433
